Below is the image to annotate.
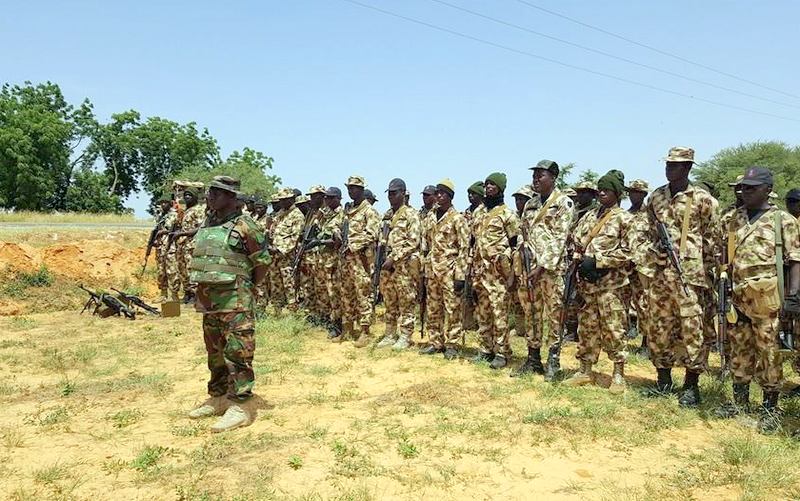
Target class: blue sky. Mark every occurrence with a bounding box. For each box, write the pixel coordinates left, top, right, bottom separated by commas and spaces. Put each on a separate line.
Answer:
3, 1, 799, 216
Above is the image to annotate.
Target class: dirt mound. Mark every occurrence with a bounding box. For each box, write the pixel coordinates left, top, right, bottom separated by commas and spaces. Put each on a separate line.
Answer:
42, 240, 143, 280
0, 242, 40, 270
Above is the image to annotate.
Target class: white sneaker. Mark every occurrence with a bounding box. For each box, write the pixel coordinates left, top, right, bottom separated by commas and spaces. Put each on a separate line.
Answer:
187, 397, 225, 419
210, 405, 249, 433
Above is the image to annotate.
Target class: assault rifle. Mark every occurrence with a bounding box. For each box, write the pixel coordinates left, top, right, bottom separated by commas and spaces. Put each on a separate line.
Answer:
717, 252, 731, 380
371, 220, 390, 313
649, 204, 689, 295
338, 203, 351, 260
419, 275, 427, 338
545, 258, 579, 381
520, 226, 536, 329
79, 285, 136, 320
139, 218, 163, 277
112, 288, 160, 316
460, 236, 476, 349
291, 219, 320, 281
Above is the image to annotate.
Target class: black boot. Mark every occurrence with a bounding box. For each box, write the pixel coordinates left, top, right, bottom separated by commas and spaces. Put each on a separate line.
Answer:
419, 345, 444, 355
716, 383, 750, 418
563, 322, 578, 343
471, 351, 493, 364
759, 391, 782, 434
327, 319, 342, 339
510, 347, 539, 377
490, 354, 508, 370
678, 371, 701, 408
642, 368, 673, 397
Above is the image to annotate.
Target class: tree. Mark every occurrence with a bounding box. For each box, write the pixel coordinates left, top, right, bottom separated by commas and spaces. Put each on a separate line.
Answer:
693, 141, 800, 209
0, 81, 95, 210
64, 167, 124, 213
577, 169, 600, 184
556, 162, 575, 190
80, 110, 142, 200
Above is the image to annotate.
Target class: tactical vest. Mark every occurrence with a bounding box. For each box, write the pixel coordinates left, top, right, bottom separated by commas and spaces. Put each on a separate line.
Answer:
190, 219, 252, 285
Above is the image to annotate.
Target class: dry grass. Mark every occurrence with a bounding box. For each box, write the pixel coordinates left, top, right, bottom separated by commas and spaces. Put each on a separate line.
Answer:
0, 210, 151, 224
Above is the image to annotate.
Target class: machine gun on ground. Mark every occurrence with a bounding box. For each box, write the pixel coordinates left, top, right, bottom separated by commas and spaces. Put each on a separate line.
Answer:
112, 288, 160, 316
79, 285, 136, 320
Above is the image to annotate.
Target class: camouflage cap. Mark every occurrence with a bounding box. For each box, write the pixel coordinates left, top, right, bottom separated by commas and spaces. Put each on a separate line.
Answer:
306, 185, 326, 195
664, 146, 695, 163
530, 159, 559, 177
627, 179, 650, 193
573, 181, 597, 192
295, 194, 311, 205
513, 185, 535, 199
208, 176, 240, 194
253, 197, 266, 207
346, 175, 366, 187
769, 191, 778, 200
564, 188, 578, 197
270, 193, 280, 203
276, 187, 296, 200
727, 174, 744, 187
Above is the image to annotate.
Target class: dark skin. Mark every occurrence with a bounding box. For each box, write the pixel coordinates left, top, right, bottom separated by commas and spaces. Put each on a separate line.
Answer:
484, 180, 501, 198
383, 188, 405, 271
467, 191, 483, 210
513, 194, 529, 216
734, 186, 744, 208
597, 189, 619, 210
435, 189, 452, 216
347, 185, 365, 205
628, 190, 646, 212
275, 198, 293, 212
309, 192, 324, 211
207, 187, 267, 285
787, 198, 800, 218
167, 192, 200, 240
575, 189, 596, 209
252, 204, 266, 218
297, 203, 310, 216
321, 195, 342, 248
532, 169, 555, 200
742, 183, 800, 296
422, 192, 436, 210
665, 161, 692, 196
245, 200, 255, 214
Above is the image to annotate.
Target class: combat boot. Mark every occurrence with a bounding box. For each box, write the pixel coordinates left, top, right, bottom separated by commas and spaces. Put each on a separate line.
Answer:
354, 325, 373, 348
758, 391, 782, 434
678, 370, 701, 408
609, 362, 626, 394
510, 347, 539, 377
716, 383, 750, 419
471, 351, 493, 364
419, 345, 444, 355
332, 321, 352, 343
443, 347, 459, 360
210, 404, 249, 433
489, 354, 508, 370
392, 333, 412, 351
564, 360, 593, 387
642, 368, 673, 397
376, 331, 398, 348
327, 319, 342, 339
187, 396, 226, 419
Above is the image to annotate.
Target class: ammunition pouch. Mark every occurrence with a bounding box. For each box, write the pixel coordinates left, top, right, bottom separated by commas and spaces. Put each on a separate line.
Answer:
733, 275, 780, 320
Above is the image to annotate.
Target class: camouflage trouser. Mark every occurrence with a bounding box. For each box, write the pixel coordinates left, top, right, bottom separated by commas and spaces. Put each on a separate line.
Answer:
646, 269, 705, 371
340, 251, 373, 332
514, 280, 533, 344
474, 265, 511, 357
156, 247, 170, 295
729, 296, 784, 391
266, 263, 283, 307
577, 285, 626, 364
176, 240, 196, 295
268, 254, 296, 308
202, 310, 256, 401
530, 271, 564, 350
309, 252, 329, 317
319, 252, 340, 322
426, 271, 463, 349
699, 287, 718, 366
297, 254, 314, 309
161, 249, 180, 299
380, 261, 417, 339
629, 272, 650, 338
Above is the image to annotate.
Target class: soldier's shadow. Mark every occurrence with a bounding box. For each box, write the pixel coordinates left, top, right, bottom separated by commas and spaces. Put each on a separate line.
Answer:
238, 394, 275, 425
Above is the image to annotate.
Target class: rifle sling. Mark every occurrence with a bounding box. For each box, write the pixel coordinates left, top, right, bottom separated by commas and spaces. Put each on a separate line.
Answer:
678, 190, 695, 258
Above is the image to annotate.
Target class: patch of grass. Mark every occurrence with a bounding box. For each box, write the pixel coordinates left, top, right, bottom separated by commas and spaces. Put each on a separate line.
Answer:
307, 364, 335, 377
2, 266, 55, 297
287, 455, 304, 470
190, 435, 237, 468
106, 408, 145, 428
397, 439, 419, 459
32, 461, 71, 485
8, 316, 37, 331
330, 438, 381, 478
40, 347, 70, 372
171, 423, 203, 437
306, 424, 329, 441
103, 371, 172, 395
59, 378, 76, 396
25, 405, 70, 427
1, 427, 25, 448
130, 444, 168, 473
0, 210, 146, 224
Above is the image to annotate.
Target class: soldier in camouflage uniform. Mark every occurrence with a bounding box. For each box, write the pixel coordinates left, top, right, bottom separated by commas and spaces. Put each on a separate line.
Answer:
563, 170, 632, 393
365, 189, 378, 206
419, 185, 437, 220
625, 179, 651, 356
302, 185, 328, 321
561, 181, 597, 343
175, 186, 206, 303
714, 167, 800, 433
268, 188, 305, 310
376, 178, 422, 350
315, 187, 345, 338
514, 160, 574, 378
463, 181, 486, 230
334, 176, 380, 347
510, 185, 533, 351
472, 172, 520, 369
419, 179, 470, 359
186, 176, 271, 433
154, 196, 177, 301
786, 189, 800, 219
641, 147, 719, 407
462, 182, 486, 331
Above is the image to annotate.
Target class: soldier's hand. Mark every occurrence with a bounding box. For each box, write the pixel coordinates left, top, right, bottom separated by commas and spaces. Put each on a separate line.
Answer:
782, 294, 800, 320
382, 257, 395, 271
454, 280, 465, 295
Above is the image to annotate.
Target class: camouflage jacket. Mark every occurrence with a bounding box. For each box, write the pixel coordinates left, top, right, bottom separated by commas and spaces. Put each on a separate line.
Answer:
178, 203, 207, 247
419, 209, 437, 256
271, 205, 305, 256
463, 204, 486, 234
474, 202, 520, 275
644, 183, 719, 288
626, 206, 650, 271
344, 199, 380, 255
573, 206, 632, 291
572, 200, 597, 229
386, 205, 422, 262
194, 210, 271, 314
156, 209, 178, 250
318, 205, 344, 264
425, 206, 469, 280
726, 207, 800, 286
305, 207, 328, 254
253, 213, 271, 233
522, 188, 574, 274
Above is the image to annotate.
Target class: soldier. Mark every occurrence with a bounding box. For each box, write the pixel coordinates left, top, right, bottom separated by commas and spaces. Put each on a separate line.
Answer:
174, 186, 206, 304
335, 176, 380, 347
472, 172, 520, 369
563, 170, 632, 393
626, 179, 651, 356
510, 185, 534, 350
785, 188, 800, 219
573, 181, 598, 224
186, 176, 271, 433
420, 185, 437, 220
515, 160, 574, 378
315, 187, 345, 338
463, 181, 486, 229
303, 185, 328, 321
462, 181, 486, 332
364, 189, 378, 206
268, 188, 305, 310
244, 195, 256, 216
642, 146, 719, 407
154, 195, 177, 301
251, 197, 269, 231
375, 178, 422, 350
420, 179, 470, 359
714, 167, 800, 433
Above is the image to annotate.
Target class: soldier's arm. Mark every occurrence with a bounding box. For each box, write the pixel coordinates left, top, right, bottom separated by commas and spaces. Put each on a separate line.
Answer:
388, 212, 421, 262
240, 220, 272, 285
533, 199, 573, 271
593, 212, 631, 269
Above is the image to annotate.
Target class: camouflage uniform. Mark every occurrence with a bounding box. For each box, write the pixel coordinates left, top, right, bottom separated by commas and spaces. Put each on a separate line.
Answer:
339, 197, 381, 336
643, 183, 719, 372
317, 205, 344, 325
177, 203, 207, 296
156, 209, 178, 298
191, 210, 271, 401
379, 205, 422, 345
572, 206, 632, 364
462, 203, 486, 331
521, 188, 574, 350
424, 206, 469, 350
269, 191, 305, 308
726, 206, 800, 391
473, 202, 520, 358
626, 206, 652, 342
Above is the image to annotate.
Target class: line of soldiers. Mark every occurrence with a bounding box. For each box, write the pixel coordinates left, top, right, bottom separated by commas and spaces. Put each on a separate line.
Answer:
173, 147, 800, 433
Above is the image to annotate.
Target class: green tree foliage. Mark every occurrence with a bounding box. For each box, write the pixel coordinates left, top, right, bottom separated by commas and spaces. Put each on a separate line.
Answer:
577, 169, 600, 184
556, 162, 575, 190
80, 110, 142, 200
0, 81, 95, 210
693, 141, 800, 209
64, 167, 123, 213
